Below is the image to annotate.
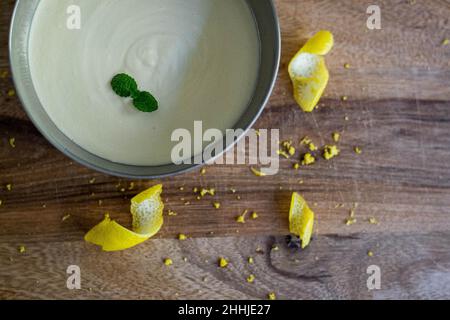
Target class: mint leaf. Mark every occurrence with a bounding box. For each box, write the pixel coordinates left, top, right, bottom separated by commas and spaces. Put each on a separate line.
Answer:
111, 73, 159, 113
111, 73, 138, 98
133, 91, 158, 113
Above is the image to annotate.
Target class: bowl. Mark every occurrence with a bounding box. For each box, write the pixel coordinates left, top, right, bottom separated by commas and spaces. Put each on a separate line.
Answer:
9, 0, 280, 179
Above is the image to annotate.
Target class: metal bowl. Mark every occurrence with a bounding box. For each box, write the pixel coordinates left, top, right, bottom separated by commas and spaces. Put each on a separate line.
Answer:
9, 0, 280, 179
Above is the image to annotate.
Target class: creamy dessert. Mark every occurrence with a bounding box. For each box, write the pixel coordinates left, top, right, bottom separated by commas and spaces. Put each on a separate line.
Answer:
29, 0, 259, 165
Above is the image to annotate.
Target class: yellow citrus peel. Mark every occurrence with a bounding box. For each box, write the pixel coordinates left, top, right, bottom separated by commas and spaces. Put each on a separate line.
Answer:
289, 192, 315, 249
84, 184, 164, 252
288, 30, 334, 112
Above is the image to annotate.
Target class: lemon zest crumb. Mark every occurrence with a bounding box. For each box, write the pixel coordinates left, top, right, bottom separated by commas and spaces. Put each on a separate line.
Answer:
247, 274, 255, 283
168, 210, 177, 216
323, 145, 340, 160
300, 136, 312, 145
277, 149, 290, 159
9, 138, 16, 148
18, 246, 26, 254
332, 132, 340, 142
218, 257, 228, 268
250, 167, 266, 177
308, 142, 318, 151
236, 210, 248, 223
200, 188, 215, 197
178, 234, 187, 241
164, 258, 173, 266
268, 292, 276, 300
213, 202, 221, 209
302, 153, 316, 166
288, 146, 296, 156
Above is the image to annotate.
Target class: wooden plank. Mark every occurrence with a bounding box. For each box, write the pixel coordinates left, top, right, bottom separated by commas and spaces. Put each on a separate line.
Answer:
1, 232, 449, 300
1, 99, 450, 241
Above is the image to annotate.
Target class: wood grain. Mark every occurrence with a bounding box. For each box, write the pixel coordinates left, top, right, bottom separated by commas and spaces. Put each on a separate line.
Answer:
1, 0, 450, 299
1, 233, 450, 300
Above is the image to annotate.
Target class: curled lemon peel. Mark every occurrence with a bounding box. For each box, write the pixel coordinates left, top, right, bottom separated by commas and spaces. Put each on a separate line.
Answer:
289, 30, 334, 112
84, 184, 164, 252
289, 193, 315, 249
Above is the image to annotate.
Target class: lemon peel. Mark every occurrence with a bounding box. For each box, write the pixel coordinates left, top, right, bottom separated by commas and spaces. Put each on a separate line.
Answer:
289, 30, 334, 112
84, 184, 164, 252
289, 193, 315, 249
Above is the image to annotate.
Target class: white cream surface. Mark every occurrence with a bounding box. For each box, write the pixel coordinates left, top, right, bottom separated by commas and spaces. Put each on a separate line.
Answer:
29, 0, 259, 165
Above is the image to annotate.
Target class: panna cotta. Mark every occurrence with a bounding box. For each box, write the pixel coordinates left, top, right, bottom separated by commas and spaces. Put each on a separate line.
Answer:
29, 0, 260, 166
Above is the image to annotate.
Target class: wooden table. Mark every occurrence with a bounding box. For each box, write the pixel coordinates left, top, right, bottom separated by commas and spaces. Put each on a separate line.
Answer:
1, 0, 450, 300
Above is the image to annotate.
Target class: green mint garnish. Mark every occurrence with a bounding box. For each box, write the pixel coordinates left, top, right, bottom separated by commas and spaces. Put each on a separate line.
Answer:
111, 73, 158, 113
111, 73, 138, 98
133, 91, 159, 113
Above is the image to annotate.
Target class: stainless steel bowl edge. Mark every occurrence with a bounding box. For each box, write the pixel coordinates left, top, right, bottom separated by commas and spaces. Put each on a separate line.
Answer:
9, 0, 281, 179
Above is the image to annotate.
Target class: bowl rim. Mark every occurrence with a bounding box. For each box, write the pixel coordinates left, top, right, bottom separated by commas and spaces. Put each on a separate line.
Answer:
9, 0, 281, 179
